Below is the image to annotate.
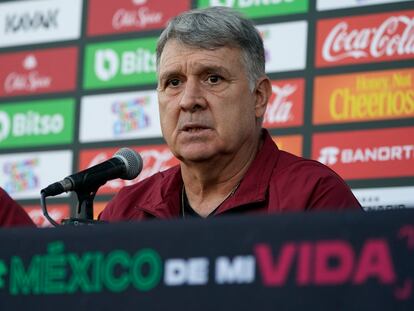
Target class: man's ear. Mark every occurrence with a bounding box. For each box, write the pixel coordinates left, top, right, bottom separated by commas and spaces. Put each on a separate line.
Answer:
254, 77, 272, 119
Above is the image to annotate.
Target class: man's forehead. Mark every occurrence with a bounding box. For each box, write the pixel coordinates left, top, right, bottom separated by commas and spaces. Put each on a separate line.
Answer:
158, 41, 241, 75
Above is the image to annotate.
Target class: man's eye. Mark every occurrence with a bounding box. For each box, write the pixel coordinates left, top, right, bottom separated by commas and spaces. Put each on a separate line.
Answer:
167, 78, 181, 87
207, 75, 222, 84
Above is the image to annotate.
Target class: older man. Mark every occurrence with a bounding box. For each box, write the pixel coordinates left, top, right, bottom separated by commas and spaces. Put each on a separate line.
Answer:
100, 7, 360, 221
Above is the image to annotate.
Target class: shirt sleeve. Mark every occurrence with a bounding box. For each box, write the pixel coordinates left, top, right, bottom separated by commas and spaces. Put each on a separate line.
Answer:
0, 188, 36, 228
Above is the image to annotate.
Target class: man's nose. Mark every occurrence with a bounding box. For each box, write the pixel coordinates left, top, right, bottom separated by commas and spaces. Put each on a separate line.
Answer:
179, 79, 207, 112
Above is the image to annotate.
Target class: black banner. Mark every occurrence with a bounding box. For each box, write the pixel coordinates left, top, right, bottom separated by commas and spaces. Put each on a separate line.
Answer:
0, 210, 413, 310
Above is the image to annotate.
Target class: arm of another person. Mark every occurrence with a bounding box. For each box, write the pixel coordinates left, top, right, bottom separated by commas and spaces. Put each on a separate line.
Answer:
0, 187, 36, 227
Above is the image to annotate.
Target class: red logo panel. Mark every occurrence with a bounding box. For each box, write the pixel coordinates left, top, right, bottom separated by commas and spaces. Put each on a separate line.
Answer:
312, 127, 414, 180
87, 0, 191, 36
0, 47, 78, 97
24, 204, 70, 227
316, 10, 414, 67
79, 145, 179, 195
264, 78, 304, 128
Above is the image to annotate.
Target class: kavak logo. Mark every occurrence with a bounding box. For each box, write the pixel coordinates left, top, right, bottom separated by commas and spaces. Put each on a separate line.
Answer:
317, 0, 411, 11
257, 21, 307, 73
80, 91, 161, 143
0, 99, 75, 149
316, 10, 414, 67
0, 0, 82, 48
313, 68, 414, 124
197, 0, 308, 18
0, 47, 78, 98
264, 79, 304, 128
84, 37, 157, 89
312, 127, 414, 179
79, 145, 179, 195
272, 135, 303, 157
0, 150, 72, 200
87, 0, 190, 36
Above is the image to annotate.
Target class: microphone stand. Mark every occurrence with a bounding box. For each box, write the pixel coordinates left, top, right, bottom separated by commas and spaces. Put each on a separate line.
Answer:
41, 186, 107, 226
61, 187, 106, 226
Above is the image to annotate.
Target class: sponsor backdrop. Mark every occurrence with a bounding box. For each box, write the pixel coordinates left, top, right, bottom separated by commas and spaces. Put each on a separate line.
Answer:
0, 0, 413, 226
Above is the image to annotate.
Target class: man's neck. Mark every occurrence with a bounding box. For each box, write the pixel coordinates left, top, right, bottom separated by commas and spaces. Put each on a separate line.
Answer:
180, 135, 263, 217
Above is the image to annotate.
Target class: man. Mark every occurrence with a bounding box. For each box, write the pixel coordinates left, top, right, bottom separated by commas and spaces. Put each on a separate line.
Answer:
100, 7, 361, 221
0, 187, 35, 227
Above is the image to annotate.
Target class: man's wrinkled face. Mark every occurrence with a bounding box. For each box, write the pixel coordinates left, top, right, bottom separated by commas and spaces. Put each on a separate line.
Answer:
157, 40, 264, 163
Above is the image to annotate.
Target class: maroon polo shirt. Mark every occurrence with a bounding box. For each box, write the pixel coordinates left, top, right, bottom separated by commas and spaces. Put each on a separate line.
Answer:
100, 129, 361, 221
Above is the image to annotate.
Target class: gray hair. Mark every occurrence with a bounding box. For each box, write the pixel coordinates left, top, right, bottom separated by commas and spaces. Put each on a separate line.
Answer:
156, 6, 266, 90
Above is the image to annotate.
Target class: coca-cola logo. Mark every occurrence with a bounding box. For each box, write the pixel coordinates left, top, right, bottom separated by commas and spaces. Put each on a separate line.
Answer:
86, 148, 177, 191
5, 9, 59, 33
322, 15, 414, 63
4, 55, 52, 93
112, 4, 163, 30
264, 84, 295, 124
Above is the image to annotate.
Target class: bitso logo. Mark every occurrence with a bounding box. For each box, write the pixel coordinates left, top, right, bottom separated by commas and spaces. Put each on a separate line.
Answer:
95, 49, 119, 81
318, 147, 340, 165
0, 111, 10, 142
0, 99, 74, 149
84, 38, 158, 89
94, 48, 155, 81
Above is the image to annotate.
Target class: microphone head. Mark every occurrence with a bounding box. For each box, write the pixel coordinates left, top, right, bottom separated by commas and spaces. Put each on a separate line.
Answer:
114, 148, 143, 180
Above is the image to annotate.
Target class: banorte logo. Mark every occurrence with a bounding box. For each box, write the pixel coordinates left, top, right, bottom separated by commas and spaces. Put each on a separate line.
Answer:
318, 145, 414, 165
112, 97, 151, 135
2, 158, 39, 194
313, 127, 414, 179
318, 147, 340, 165
316, 10, 414, 67
4, 54, 52, 93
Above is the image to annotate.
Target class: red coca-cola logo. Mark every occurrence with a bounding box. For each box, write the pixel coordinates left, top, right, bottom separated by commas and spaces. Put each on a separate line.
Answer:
263, 78, 304, 128
316, 10, 414, 67
79, 145, 179, 195
0, 47, 78, 98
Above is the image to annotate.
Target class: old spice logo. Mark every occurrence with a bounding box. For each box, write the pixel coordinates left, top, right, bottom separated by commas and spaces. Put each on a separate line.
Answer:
322, 15, 414, 62
318, 145, 414, 165
264, 84, 295, 124
4, 55, 52, 93
112, 0, 163, 30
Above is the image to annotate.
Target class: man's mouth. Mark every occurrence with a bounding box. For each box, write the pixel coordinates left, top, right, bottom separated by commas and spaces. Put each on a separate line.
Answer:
181, 124, 210, 132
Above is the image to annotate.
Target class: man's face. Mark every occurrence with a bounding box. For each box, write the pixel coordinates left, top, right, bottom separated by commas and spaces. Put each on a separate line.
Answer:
157, 40, 267, 163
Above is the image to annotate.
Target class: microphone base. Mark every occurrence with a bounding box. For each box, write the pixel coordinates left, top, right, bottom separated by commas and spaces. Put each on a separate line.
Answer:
61, 218, 107, 226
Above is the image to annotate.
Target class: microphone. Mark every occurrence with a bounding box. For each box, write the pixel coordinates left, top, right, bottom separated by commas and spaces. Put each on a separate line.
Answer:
41, 148, 143, 197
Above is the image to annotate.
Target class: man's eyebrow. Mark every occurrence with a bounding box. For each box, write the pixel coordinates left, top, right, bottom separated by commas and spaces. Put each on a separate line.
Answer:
159, 64, 231, 82
158, 70, 181, 83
